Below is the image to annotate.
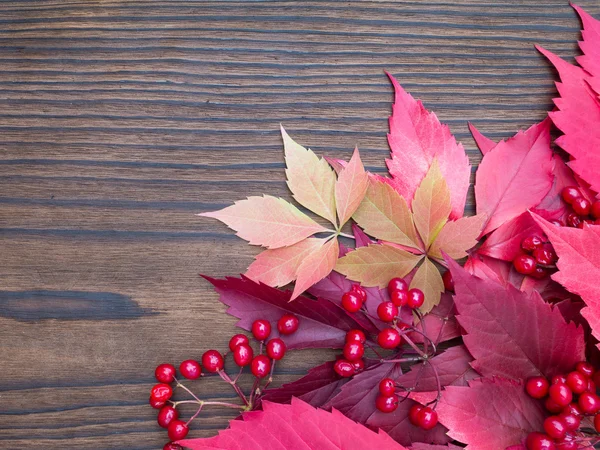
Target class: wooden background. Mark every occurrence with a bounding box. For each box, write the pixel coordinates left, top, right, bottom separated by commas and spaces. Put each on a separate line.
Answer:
1, 1, 599, 448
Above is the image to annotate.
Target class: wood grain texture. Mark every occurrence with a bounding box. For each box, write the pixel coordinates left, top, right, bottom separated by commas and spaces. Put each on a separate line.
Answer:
1, 1, 599, 448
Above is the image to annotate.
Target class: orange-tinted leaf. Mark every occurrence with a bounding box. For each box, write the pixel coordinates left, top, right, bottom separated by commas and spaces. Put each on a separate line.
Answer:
412, 159, 452, 248
353, 178, 421, 250
199, 195, 327, 249
335, 148, 369, 226
245, 238, 325, 287
409, 257, 444, 313
335, 243, 423, 288
292, 237, 339, 300
282, 126, 337, 225
429, 215, 486, 261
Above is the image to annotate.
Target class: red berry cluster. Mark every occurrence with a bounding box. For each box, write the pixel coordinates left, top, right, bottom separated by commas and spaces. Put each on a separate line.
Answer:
149, 313, 299, 449
334, 328, 367, 377
561, 186, 600, 229
524, 361, 600, 449
513, 234, 557, 279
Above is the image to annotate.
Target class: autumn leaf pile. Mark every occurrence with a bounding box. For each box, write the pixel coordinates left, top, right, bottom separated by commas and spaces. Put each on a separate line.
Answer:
180, 4, 600, 450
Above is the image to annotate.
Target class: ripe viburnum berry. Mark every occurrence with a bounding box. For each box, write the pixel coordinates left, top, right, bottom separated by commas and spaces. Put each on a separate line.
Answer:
572, 197, 591, 216
390, 289, 408, 307
543, 415, 567, 440
591, 200, 600, 219
266, 338, 286, 360
526, 376, 550, 399
167, 420, 189, 441
228, 334, 249, 351
566, 371, 587, 394
595, 413, 600, 432
545, 397, 564, 414
333, 359, 355, 378
575, 361, 594, 378
377, 328, 401, 349
377, 301, 398, 322
566, 213, 582, 228
513, 254, 537, 275
351, 284, 367, 302
341, 291, 362, 313
552, 375, 567, 385
150, 397, 166, 409
157, 406, 179, 429
201, 350, 224, 373
578, 391, 600, 414
251, 319, 271, 341
250, 355, 271, 378
232, 343, 254, 367
352, 359, 365, 374
379, 378, 395, 396
558, 410, 580, 432
561, 186, 582, 204
277, 314, 299, 335
345, 329, 366, 344
179, 360, 202, 380
416, 407, 438, 430
533, 245, 556, 266
407, 288, 425, 309
388, 277, 408, 294
343, 342, 364, 362
163, 443, 183, 450
526, 432, 556, 450
408, 404, 423, 426
549, 383, 572, 407
375, 394, 399, 413
521, 235, 544, 252
442, 270, 454, 292
155, 364, 176, 384
151, 383, 173, 403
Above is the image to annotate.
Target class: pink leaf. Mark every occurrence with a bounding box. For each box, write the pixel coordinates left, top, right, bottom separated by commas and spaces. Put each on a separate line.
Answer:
411, 378, 546, 450
573, 4, 600, 78
468, 123, 497, 156
335, 148, 369, 226
475, 119, 554, 236
179, 398, 406, 450
477, 212, 543, 262
448, 257, 586, 379
384, 72, 471, 220
409, 293, 461, 345
352, 223, 373, 248
411, 444, 464, 450
292, 237, 339, 300
532, 155, 581, 221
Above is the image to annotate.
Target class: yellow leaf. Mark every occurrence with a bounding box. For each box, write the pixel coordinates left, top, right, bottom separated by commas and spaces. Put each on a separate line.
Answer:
292, 237, 339, 300
412, 159, 452, 249
409, 257, 444, 314
282, 126, 337, 225
429, 214, 486, 260
353, 178, 422, 250
335, 243, 422, 288
335, 148, 369, 226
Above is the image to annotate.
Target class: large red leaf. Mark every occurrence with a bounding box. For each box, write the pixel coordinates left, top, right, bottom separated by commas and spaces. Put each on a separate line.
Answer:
179, 398, 406, 450
477, 212, 543, 262
573, 4, 600, 78
383, 72, 470, 220
474, 119, 553, 235
411, 378, 546, 450
448, 258, 586, 380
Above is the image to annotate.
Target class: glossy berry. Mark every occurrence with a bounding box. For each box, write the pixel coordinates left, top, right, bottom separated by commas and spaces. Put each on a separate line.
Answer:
379, 378, 396, 396
416, 407, 438, 430
513, 254, 537, 275
375, 394, 399, 413
526, 376, 549, 399
555, 439, 577, 450
562, 402, 583, 417
266, 338, 286, 360
149, 397, 165, 409
352, 359, 365, 374
587, 378, 596, 392
558, 411, 580, 432
442, 270, 454, 292
278, 314, 299, 335
250, 355, 271, 379
408, 404, 423, 426
591, 201, 600, 219
333, 359, 355, 378
351, 284, 367, 302
545, 397, 564, 414
552, 375, 567, 385
561, 186, 582, 205
566, 370, 587, 394
229, 334, 249, 351
390, 289, 408, 307
575, 361, 594, 378
377, 328, 402, 349
533, 244, 556, 266
163, 443, 183, 450
233, 343, 254, 367
341, 291, 363, 313
526, 432, 556, 450
522, 235, 544, 252
345, 329, 366, 344
407, 288, 425, 309
179, 360, 201, 380
343, 342, 364, 362
530, 266, 548, 280
543, 415, 567, 439
201, 350, 224, 373
377, 301, 398, 322
549, 383, 572, 407
155, 364, 176, 384
595, 412, 600, 432
251, 319, 271, 341
572, 197, 591, 216
388, 277, 408, 294
167, 420, 189, 441
566, 213, 582, 228
157, 406, 179, 429
151, 383, 173, 403
578, 391, 600, 414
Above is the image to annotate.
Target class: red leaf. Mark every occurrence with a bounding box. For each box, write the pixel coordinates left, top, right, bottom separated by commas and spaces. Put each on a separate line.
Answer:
409, 293, 461, 345
448, 258, 586, 379
411, 378, 546, 450
383, 72, 471, 220
352, 223, 373, 248
411, 444, 463, 450
477, 212, 543, 261
475, 119, 554, 235
532, 155, 581, 222
468, 123, 496, 156
179, 398, 406, 450
573, 4, 600, 78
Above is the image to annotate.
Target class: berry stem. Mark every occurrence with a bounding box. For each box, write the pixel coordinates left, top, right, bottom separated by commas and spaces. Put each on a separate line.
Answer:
381, 355, 424, 364
232, 366, 244, 384
218, 370, 249, 406
394, 325, 428, 360
175, 377, 203, 403
364, 341, 384, 359
414, 310, 429, 355
424, 359, 443, 407
186, 403, 204, 426
261, 360, 277, 392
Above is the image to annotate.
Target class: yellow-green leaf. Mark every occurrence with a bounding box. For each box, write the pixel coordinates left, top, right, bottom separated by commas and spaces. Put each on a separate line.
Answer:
292, 237, 339, 300
335, 148, 369, 227
282, 126, 337, 225
429, 214, 486, 260
409, 257, 444, 314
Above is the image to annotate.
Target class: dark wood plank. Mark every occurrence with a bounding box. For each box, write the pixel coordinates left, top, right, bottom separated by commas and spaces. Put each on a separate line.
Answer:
1, 1, 599, 448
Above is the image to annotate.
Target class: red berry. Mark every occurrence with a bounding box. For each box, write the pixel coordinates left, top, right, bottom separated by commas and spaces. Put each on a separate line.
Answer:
575, 361, 594, 378
408, 404, 423, 426
594, 370, 600, 386
526, 432, 556, 450
351, 284, 367, 302
150, 397, 165, 409
595, 413, 600, 432
552, 375, 567, 385
587, 378, 596, 392
377, 301, 398, 322
201, 350, 224, 373
578, 391, 600, 414
375, 394, 399, 413
388, 277, 408, 294
530, 266, 548, 279
561, 186, 582, 205
343, 342, 364, 362
566, 213, 582, 228
179, 360, 201, 380
379, 378, 396, 396
513, 254, 537, 275
341, 291, 363, 313
563, 403, 583, 417
352, 359, 365, 373
377, 328, 402, 349
151, 383, 173, 403
407, 288, 425, 309
555, 439, 577, 450
157, 406, 179, 429
250, 355, 271, 378
167, 420, 189, 441
277, 314, 299, 335
558, 410, 580, 432
566, 370, 587, 394
251, 319, 271, 341
549, 383, 573, 407
526, 376, 550, 399
229, 334, 249, 351
390, 289, 408, 307
572, 197, 591, 216
345, 329, 366, 344
155, 364, 176, 384
591, 201, 600, 219
163, 443, 183, 450
266, 338, 286, 360
543, 415, 567, 439
533, 244, 557, 266
442, 270, 454, 292
233, 343, 254, 367
522, 235, 544, 253
545, 397, 564, 414
333, 359, 355, 378
416, 407, 438, 430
